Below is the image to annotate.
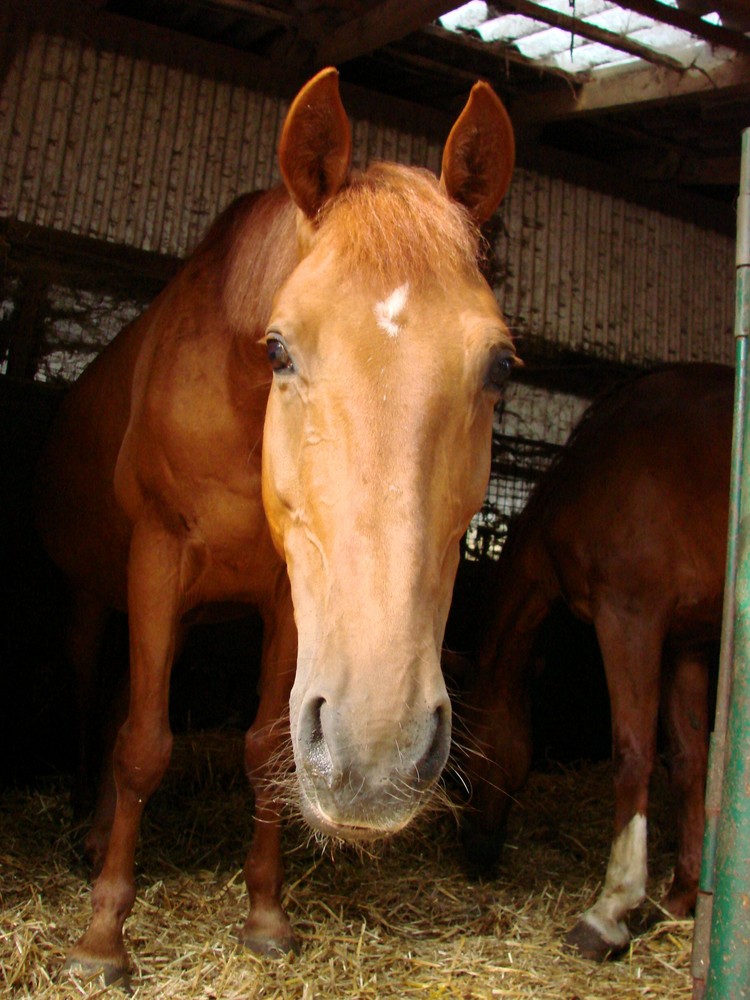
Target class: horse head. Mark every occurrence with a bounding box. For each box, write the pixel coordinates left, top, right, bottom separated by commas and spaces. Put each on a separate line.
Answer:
262, 69, 517, 841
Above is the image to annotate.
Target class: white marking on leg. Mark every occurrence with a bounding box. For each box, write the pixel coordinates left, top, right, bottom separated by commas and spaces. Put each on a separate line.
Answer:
374, 283, 410, 338
579, 813, 648, 948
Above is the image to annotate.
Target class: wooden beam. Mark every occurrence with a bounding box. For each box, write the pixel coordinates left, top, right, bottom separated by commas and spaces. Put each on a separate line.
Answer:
514, 50, 750, 120
315, 0, 459, 67
490, 0, 686, 72
0, 217, 181, 287
421, 22, 593, 85
516, 140, 736, 233
191, 0, 292, 24
677, 154, 741, 185
614, 0, 750, 53
379, 45, 482, 87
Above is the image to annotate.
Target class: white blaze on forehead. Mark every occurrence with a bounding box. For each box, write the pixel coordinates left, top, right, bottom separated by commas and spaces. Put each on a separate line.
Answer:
374, 283, 410, 338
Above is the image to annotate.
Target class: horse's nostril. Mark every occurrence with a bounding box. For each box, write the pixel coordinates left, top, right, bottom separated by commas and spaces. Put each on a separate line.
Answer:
414, 702, 451, 788
299, 695, 333, 780
296, 692, 451, 802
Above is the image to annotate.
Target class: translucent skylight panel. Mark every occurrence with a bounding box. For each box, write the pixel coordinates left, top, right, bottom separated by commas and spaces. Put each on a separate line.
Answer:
548, 41, 639, 72
586, 7, 699, 48
477, 14, 541, 43
438, 1, 488, 33
524, 0, 609, 15
536, 0, 613, 17
628, 23, 703, 49
513, 25, 584, 60
514, 27, 634, 71
584, 7, 656, 34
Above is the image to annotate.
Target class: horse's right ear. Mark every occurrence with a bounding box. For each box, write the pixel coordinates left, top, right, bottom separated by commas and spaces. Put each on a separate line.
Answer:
279, 68, 352, 220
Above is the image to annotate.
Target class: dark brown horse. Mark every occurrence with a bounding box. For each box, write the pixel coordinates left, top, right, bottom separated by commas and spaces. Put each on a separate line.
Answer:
35, 68, 518, 980
462, 363, 731, 960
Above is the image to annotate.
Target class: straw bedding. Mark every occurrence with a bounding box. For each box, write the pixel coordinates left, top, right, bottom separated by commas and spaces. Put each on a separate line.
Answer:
1, 732, 692, 998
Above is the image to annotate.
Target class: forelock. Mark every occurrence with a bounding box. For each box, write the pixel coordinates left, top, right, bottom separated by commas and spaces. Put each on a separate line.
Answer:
316, 162, 482, 285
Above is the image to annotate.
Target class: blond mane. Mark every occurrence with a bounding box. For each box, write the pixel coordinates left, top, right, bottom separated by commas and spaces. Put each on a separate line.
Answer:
317, 162, 482, 285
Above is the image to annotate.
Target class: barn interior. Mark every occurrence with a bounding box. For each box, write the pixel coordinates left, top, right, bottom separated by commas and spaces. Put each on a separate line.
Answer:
0, 0, 744, 779
0, 2, 745, 996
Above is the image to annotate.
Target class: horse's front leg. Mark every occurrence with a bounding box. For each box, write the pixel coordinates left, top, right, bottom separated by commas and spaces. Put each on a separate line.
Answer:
239, 580, 298, 955
565, 606, 664, 961
83, 664, 129, 876
65, 517, 188, 984
84, 625, 188, 875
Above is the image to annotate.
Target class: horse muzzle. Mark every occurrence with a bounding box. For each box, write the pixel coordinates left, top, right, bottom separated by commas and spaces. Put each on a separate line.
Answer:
292, 691, 452, 842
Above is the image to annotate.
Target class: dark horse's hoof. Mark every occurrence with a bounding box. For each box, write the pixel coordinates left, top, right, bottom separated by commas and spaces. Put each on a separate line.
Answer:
63, 954, 132, 992
461, 824, 506, 881
564, 918, 625, 962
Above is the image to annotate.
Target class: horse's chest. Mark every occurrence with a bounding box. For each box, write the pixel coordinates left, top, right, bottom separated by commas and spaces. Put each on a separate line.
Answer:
166, 470, 278, 604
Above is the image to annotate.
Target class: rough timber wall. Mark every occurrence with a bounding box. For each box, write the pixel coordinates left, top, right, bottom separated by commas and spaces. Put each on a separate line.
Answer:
495, 169, 735, 366
0, 1, 442, 259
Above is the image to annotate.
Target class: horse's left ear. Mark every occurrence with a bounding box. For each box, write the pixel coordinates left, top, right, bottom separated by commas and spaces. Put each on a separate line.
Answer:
279, 67, 352, 220
441, 82, 515, 224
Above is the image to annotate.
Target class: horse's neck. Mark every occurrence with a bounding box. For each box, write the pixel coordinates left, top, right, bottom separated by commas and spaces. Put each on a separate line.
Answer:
223, 187, 298, 337
149, 188, 299, 413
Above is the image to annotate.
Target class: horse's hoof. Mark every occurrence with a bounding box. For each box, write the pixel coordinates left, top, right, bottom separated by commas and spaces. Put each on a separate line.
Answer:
239, 914, 300, 957
461, 826, 506, 880
663, 885, 697, 919
564, 918, 623, 962
63, 954, 132, 991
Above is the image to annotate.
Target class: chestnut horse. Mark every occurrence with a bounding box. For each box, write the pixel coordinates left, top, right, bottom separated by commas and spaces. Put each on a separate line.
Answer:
35, 68, 518, 980
462, 364, 731, 960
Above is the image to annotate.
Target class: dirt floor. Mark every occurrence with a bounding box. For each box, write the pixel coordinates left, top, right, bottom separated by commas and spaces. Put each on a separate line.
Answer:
1, 733, 693, 999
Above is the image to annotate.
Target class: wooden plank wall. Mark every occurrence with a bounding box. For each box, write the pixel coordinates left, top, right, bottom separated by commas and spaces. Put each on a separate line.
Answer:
0, 0, 443, 258
498, 169, 734, 365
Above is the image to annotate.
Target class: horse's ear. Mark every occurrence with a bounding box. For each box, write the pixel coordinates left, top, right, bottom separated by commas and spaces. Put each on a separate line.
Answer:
441, 82, 515, 224
279, 67, 352, 220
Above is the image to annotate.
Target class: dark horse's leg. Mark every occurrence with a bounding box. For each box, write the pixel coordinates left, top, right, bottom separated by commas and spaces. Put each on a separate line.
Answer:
660, 645, 710, 918
458, 656, 533, 877
65, 517, 186, 983
240, 578, 298, 955
565, 605, 664, 961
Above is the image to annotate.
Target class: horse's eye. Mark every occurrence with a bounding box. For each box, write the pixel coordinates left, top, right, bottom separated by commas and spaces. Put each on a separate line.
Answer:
266, 335, 294, 374
485, 348, 516, 393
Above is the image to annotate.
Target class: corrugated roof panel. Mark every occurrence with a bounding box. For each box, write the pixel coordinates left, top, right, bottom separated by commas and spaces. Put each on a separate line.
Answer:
439, 1, 488, 33
478, 14, 540, 43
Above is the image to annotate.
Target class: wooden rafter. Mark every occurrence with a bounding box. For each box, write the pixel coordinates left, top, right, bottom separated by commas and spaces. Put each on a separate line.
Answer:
315, 0, 459, 67
422, 22, 593, 85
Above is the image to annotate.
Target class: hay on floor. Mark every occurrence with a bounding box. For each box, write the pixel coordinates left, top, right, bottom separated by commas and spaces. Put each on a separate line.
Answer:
1, 732, 693, 998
